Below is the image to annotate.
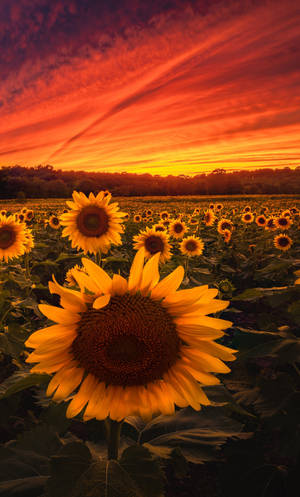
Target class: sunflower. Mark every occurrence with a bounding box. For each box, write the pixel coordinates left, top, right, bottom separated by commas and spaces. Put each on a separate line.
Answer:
160, 211, 169, 221
243, 206, 251, 213
255, 215, 266, 227
282, 210, 291, 217
133, 214, 142, 223
248, 244, 256, 253
209, 203, 214, 210
193, 208, 200, 215
242, 213, 254, 223
25, 210, 34, 222
203, 210, 215, 226
25, 250, 235, 421
216, 203, 223, 211
24, 230, 34, 253
265, 217, 276, 230
275, 216, 292, 230
133, 228, 171, 263
65, 265, 88, 287
162, 219, 170, 228
222, 230, 231, 244
217, 219, 233, 234
274, 234, 292, 251
169, 220, 188, 239
0, 215, 27, 262
180, 236, 204, 257
49, 215, 60, 230
21, 208, 27, 214
189, 217, 198, 226
0, 209, 7, 216
18, 213, 25, 223
123, 213, 129, 221
60, 191, 125, 255
146, 209, 153, 217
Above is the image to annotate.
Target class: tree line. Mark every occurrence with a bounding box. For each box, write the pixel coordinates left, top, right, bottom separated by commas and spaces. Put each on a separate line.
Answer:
0, 165, 300, 198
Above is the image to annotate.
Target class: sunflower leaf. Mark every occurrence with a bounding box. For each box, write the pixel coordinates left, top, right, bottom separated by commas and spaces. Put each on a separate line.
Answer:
0, 371, 50, 400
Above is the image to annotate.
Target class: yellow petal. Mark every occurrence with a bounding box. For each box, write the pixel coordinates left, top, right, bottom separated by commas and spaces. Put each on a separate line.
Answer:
25, 324, 76, 347
128, 248, 145, 292
49, 277, 86, 313
151, 266, 184, 300
93, 294, 111, 309
163, 285, 209, 305
66, 374, 99, 418
140, 252, 160, 295
111, 274, 128, 296
38, 304, 80, 325
51, 367, 84, 401
82, 258, 112, 294
182, 348, 231, 373
175, 315, 232, 330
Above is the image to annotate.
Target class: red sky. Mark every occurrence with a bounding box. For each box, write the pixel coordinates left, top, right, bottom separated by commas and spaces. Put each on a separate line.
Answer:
0, 0, 299, 175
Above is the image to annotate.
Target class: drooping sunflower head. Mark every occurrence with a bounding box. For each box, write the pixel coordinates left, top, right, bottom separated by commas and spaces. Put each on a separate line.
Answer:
203, 210, 215, 226
60, 191, 125, 255
274, 234, 292, 251
275, 216, 292, 230
65, 264, 88, 287
0, 215, 27, 262
217, 219, 233, 234
25, 250, 235, 421
222, 229, 232, 243
25, 210, 34, 221
169, 220, 188, 239
49, 215, 60, 229
265, 217, 276, 230
133, 228, 172, 263
242, 213, 254, 223
160, 211, 169, 221
255, 215, 266, 227
180, 236, 204, 257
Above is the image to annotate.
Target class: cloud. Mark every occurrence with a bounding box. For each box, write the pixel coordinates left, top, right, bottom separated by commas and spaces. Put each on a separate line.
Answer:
0, 0, 299, 174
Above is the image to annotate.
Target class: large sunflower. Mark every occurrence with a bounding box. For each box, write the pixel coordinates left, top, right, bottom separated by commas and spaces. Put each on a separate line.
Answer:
25, 250, 235, 422
133, 227, 171, 263
275, 216, 292, 230
60, 191, 125, 254
0, 215, 27, 262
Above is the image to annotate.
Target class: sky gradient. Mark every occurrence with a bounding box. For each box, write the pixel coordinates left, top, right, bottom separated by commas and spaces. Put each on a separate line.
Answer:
1, 0, 299, 175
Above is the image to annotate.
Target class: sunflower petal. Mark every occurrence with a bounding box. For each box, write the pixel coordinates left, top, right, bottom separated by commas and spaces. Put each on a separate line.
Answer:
82, 258, 112, 294
38, 304, 80, 325
151, 266, 184, 300
128, 248, 145, 292
93, 294, 111, 309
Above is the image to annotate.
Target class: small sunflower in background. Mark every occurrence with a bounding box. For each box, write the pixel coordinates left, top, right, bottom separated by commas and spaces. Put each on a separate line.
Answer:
146, 209, 153, 217
209, 203, 214, 210
243, 205, 251, 213
123, 213, 129, 221
65, 264, 88, 287
133, 227, 171, 262
153, 223, 166, 232
25, 210, 34, 222
216, 203, 223, 211
60, 191, 125, 255
275, 216, 292, 230
265, 217, 276, 230
18, 213, 25, 223
281, 209, 291, 217
193, 208, 200, 215
147, 217, 154, 223
242, 213, 254, 224
160, 211, 169, 221
169, 220, 188, 239
180, 236, 204, 257
162, 219, 170, 229
25, 251, 236, 421
21, 207, 27, 214
274, 234, 292, 251
24, 230, 34, 253
255, 215, 267, 227
222, 229, 232, 244
0, 214, 27, 262
217, 218, 233, 234
0, 209, 7, 216
49, 215, 60, 230
203, 210, 215, 226
248, 244, 256, 253
134, 214, 142, 222
189, 217, 198, 226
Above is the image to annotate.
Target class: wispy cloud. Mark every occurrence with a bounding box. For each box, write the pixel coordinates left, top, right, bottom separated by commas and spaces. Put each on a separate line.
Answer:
0, 0, 299, 174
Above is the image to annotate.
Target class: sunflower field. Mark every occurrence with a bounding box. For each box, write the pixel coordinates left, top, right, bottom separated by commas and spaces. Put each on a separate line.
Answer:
0, 192, 300, 497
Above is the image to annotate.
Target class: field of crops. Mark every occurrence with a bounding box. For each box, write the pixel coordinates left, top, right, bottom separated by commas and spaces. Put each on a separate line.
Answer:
1, 193, 300, 497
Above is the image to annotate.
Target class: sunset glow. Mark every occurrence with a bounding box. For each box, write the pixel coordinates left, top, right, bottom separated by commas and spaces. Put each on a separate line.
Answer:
1, 0, 300, 175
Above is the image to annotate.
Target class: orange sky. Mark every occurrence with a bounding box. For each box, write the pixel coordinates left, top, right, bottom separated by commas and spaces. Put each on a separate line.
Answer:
0, 0, 299, 175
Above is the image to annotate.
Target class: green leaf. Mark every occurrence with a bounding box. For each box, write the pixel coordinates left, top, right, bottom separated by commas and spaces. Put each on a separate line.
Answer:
0, 372, 49, 399
120, 445, 165, 497
46, 442, 92, 497
15, 424, 62, 457
0, 475, 48, 497
288, 300, 300, 325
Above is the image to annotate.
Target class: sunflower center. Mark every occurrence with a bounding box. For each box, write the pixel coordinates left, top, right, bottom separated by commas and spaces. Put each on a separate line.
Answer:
174, 223, 183, 233
52, 217, 59, 225
72, 294, 180, 386
185, 240, 197, 251
0, 227, 16, 249
145, 235, 164, 254
279, 218, 287, 225
221, 222, 231, 230
279, 237, 289, 247
76, 206, 109, 237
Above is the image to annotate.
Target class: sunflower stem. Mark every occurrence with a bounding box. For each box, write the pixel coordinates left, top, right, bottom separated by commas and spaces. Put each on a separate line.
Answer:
24, 252, 31, 279
95, 251, 102, 266
105, 418, 123, 460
